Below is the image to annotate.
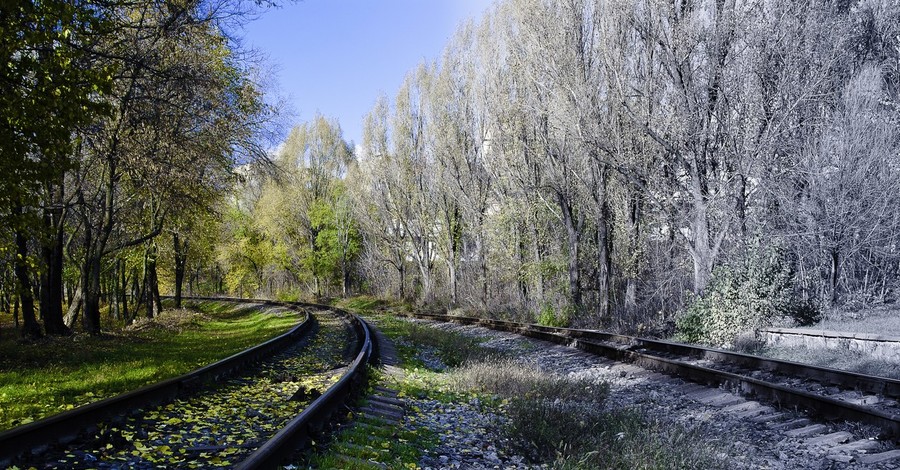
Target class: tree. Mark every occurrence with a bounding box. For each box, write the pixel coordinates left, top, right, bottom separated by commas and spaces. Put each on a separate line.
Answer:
256, 115, 353, 298
70, 2, 270, 333
1, 0, 113, 337
786, 66, 900, 304
393, 65, 439, 304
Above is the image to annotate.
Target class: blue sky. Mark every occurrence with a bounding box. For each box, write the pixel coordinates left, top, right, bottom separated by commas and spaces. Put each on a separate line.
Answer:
241, 0, 494, 147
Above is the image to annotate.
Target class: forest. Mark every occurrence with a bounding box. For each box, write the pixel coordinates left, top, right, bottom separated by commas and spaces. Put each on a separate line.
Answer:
2, 0, 899, 346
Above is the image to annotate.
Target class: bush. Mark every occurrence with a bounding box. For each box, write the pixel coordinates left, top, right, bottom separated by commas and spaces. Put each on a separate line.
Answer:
675, 242, 819, 347
537, 303, 572, 327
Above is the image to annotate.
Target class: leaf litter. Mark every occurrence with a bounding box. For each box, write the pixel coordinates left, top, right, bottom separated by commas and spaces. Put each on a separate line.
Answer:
19, 310, 355, 469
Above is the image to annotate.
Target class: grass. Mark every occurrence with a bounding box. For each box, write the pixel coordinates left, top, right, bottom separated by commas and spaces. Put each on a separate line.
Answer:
812, 306, 900, 337
740, 305, 900, 379
0, 300, 300, 431
450, 357, 609, 403
755, 345, 900, 379
451, 358, 722, 469
305, 367, 438, 470
316, 303, 726, 469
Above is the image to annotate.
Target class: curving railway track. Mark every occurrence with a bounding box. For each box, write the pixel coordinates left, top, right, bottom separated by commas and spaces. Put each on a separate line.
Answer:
9, 297, 900, 468
402, 312, 900, 442
0, 298, 374, 470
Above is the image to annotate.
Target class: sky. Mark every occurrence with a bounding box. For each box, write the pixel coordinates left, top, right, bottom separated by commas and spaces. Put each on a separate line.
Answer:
240, 0, 495, 147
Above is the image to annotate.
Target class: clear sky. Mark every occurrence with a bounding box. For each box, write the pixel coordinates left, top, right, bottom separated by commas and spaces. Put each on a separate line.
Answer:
240, 0, 494, 147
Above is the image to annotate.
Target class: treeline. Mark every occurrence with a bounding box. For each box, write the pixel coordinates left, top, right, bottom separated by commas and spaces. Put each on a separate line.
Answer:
0, 0, 274, 337
347, 0, 900, 331
7, 0, 899, 341
207, 0, 900, 338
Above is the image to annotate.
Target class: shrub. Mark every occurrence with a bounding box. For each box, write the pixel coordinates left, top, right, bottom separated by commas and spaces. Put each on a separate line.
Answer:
675, 242, 819, 347
537, 303, 572, 327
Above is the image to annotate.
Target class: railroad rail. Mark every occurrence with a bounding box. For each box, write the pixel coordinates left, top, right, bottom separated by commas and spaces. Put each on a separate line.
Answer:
402, 312, 900, 438
0, 297, 374, 469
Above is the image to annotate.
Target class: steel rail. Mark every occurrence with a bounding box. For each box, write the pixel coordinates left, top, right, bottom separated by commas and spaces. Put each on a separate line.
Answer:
160, 296, 377, 469
534, 324, 900, 398
234, 307, 373, 469
0, 299, 311, 466
404, 312, 900, 437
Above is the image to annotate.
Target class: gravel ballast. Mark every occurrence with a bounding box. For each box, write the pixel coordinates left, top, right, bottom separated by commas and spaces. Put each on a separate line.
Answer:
394, 317, 898, 470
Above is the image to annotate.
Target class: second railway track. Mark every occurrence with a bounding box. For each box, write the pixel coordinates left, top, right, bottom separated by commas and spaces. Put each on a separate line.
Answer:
403, 312, 900, 441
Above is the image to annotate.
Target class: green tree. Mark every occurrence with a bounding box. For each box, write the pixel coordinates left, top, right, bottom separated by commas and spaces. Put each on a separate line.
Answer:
256, 115, 353, 298
1, 0, 113, 337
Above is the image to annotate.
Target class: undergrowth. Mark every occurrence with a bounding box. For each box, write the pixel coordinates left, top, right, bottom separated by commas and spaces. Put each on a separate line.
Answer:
452, 358, 722, 469
305, 367, 438, 469
758, 345, 900, 379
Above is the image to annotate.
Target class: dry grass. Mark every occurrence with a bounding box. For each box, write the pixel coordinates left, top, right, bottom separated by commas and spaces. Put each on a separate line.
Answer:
449, 358, 723, 469
451, 358, 608, 402
758, 345, 900, 379
813, 305, 900, 337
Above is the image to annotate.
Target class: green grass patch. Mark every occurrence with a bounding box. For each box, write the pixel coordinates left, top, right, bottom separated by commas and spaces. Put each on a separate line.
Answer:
0, 300, 300, 431
305, 367, 438, 470
332, 295, 391, 314
308, 414, 434, 470
370, 314, 494, 369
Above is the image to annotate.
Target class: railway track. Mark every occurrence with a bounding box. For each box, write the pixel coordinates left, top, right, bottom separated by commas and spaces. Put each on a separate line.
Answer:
402, 312, 900, 442
0, 298, 374, 469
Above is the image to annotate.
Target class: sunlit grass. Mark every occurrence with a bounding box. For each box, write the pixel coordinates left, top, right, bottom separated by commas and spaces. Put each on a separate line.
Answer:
0, 300, 300, 431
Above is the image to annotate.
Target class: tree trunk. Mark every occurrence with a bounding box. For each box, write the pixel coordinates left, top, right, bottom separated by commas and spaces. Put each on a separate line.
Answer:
478, 230, 488, 307
82, 251, 103, 335
558, 192, 583, 311
341, 258, 349, 298
120, 262, 128, 320
145, 244, 162, 318
623, 187, 643, 314
830, 249, 840, 305
130, 269, 140, 323
64, 284, 83, 329
397, 255, 405, 300
596, 215, 612, 321
40, 201, 69, 335
112, 258, 121, 320
15, 225, 42, 339
447, 262, 458, 307
173, 232, 187, 309
529, 217, 545, 304
685, 169, 721, 295
594, 165, 612, 322
14, 294, 20, 328
517, 225, 528, 305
